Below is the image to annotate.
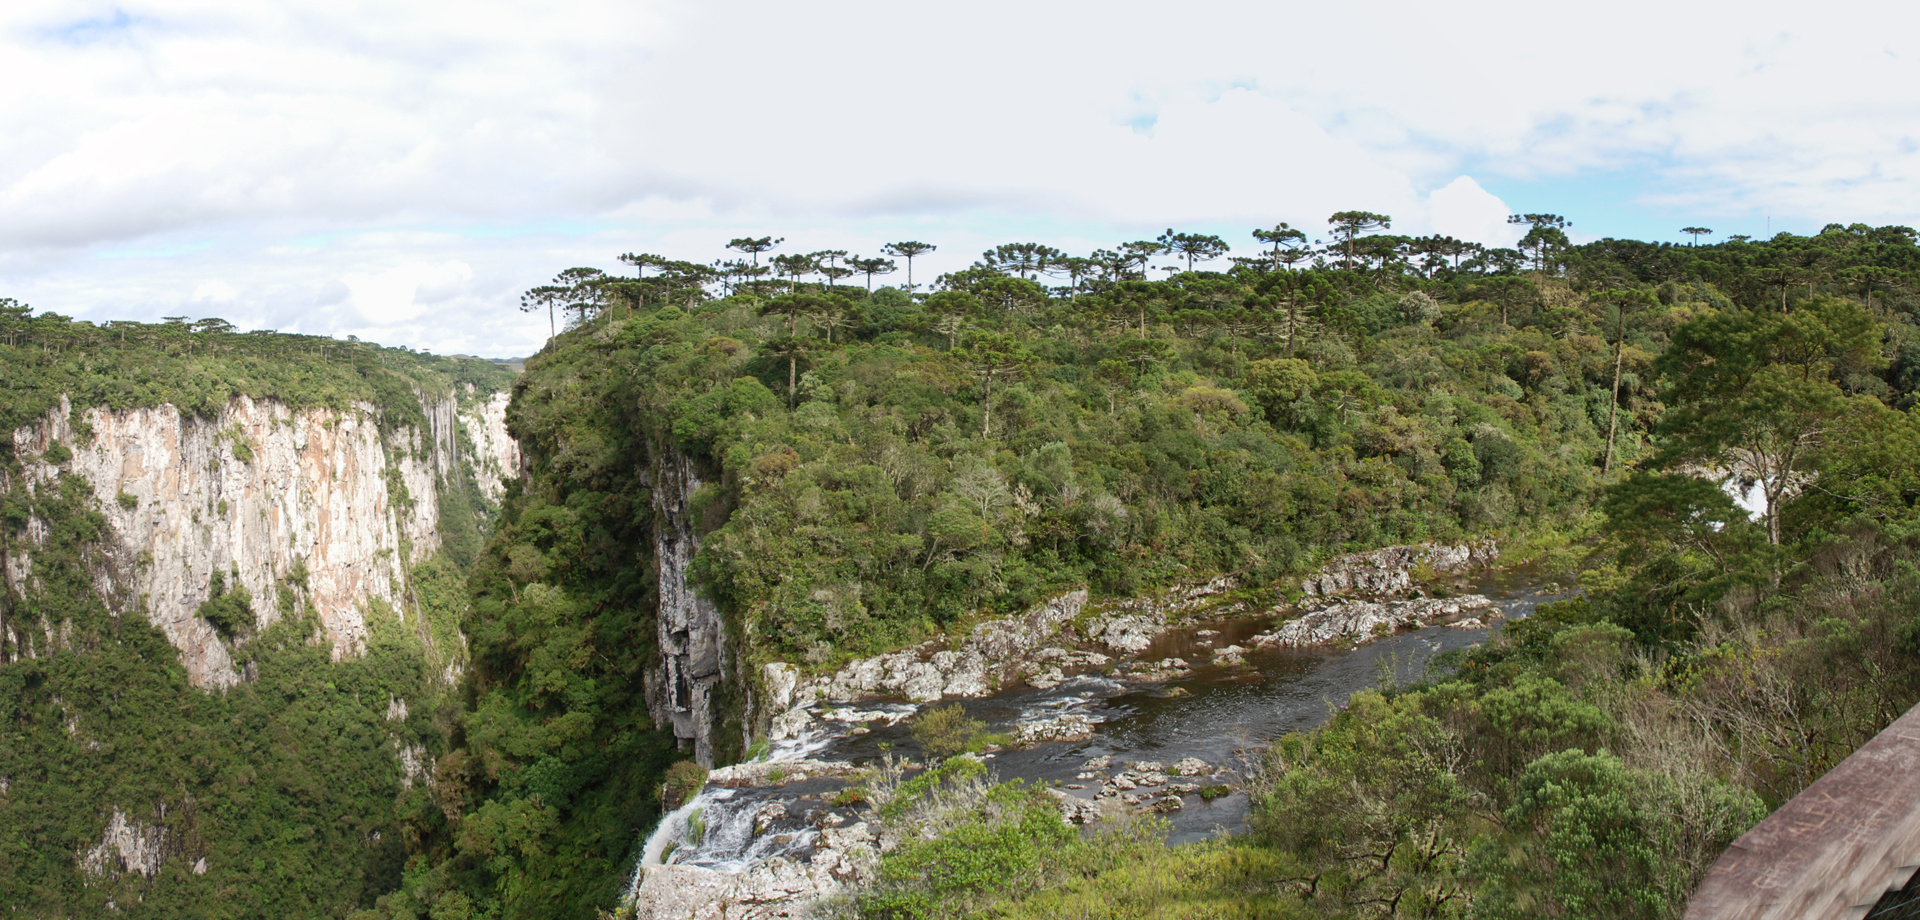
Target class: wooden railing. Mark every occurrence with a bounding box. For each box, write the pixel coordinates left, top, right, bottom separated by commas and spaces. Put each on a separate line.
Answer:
1686, 701, 1920, 920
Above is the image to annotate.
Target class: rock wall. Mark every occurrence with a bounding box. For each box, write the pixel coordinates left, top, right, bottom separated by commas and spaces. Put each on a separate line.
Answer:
1298, 539, 1499, 599
643, 444, 730, 766
460, 389, 521, 504
3, 391, 520, 688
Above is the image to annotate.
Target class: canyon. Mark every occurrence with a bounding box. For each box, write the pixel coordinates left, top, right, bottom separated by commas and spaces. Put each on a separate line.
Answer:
1, 388, 519, 686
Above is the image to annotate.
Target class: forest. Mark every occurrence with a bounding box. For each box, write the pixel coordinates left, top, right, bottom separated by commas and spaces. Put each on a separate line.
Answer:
7, 214, 1920, 918
0, 322, 517, 916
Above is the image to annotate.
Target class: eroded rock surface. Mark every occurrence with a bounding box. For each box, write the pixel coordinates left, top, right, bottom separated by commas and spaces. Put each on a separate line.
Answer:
5, 392, 519, 687
1299, 540, 1498, 600
1253, 595, 1496, 648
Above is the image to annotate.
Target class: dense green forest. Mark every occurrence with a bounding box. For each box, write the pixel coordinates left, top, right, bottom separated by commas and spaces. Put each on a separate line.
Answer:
0, 320, 516, 916
425, 219, 1916, 920
9, 215, 1920, 919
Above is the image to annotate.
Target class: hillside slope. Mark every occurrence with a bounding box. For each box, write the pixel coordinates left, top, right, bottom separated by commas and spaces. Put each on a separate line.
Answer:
0, 314, 519, 917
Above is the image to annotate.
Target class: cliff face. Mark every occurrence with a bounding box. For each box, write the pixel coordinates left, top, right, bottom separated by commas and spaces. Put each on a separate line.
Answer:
642, 445, 729, 766
3, 391, 519, 688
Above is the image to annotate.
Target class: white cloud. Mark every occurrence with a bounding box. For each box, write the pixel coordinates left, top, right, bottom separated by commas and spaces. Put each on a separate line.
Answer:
1427, 177, 1518, 249
341, 260, 473, 322
190, 279, 236, 302
2, 0, 1917, 353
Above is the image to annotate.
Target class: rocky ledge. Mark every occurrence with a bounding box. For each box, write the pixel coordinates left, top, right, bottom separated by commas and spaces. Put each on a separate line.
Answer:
1252, 595, 1499, 648
760, 542, 1501, 741
632, 822, 877, 920
1299, 539, 1499, 599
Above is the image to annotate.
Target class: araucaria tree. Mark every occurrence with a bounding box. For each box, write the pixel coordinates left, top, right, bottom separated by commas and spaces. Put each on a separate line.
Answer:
1156, 229, 1230, 271
1327, 211, 1392, 269
882, 241, 937, 293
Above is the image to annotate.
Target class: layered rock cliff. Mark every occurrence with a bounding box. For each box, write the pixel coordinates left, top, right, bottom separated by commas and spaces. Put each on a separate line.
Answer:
642, 444, 731, 765
2, 390, 519, 688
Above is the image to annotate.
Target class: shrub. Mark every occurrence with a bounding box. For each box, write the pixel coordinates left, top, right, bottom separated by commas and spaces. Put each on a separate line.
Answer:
911, 704, 987, 761
198, 569, 254, 639
660, 760, 708, 808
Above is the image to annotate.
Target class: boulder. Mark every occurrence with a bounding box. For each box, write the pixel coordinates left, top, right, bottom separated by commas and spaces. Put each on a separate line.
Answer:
1170, 757, 1211, 776
1014, 713, 1098, 745
1252, 595, 1494, 648
1096, 615, 1161, 654
1047, 789, 1102, 825
762, 663, 800, 713
1298, 541, 1498, 600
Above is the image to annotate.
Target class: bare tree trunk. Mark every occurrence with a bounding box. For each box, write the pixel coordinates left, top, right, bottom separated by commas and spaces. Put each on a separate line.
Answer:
981, 373, 993, 438
1603, 312, 1626, 473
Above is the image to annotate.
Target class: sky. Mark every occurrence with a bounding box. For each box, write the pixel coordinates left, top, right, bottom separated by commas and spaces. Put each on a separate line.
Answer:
4, 1, 1920, 357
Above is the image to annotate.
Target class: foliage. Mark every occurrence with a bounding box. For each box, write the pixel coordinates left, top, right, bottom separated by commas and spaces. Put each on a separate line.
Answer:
660, 761, 708, 809
909, 704, 988, 761
197, 568, 255, 639
0, 318, 516, 918
0, 473, 452, 918
0, 306, 516, 453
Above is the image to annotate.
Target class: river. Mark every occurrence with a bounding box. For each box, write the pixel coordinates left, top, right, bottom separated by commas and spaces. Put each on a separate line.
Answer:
629, 564, 1568, 899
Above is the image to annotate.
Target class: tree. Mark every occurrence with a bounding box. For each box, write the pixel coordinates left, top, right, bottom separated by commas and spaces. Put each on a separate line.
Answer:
1655, 298, 1886, 546
1327, 211, 1392, 269
760, 334, 811, 409
1600, 291, 1654, 473
1089, 248, 1131, 283
727, 236, 782, 267
924, 291, 979, 349
1052, 256, 1095, 298
1156, 229, 1231, 272
1120, 241, 1165, 279
773, 253, 818, 293
957, 332, 1033, 438
1681, 227, 1714, 247
849, 256, 897, 291
980, 243, 1062, 280
1252, 223, 1310, 272
519, 267, 607, 338
811, 250, 851, 287
808, 293, 856, 343
1508, 214, 1572, 272
882, 241, 937, 294
618, 252, 666, 279
1110, 336, 1174, 379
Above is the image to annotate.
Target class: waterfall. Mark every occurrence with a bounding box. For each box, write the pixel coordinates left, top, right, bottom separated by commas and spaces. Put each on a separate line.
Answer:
624, 725, 833, 901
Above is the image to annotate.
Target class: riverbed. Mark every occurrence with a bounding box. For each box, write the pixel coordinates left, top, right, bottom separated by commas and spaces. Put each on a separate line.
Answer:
635, 564, 1568, 891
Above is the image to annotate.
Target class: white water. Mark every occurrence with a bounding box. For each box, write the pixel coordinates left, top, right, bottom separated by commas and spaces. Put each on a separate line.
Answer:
622, 721, 843, 901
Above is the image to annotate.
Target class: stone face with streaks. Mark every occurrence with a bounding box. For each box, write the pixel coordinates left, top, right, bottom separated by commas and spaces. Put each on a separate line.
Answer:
4, 392, 519, 688
1298, 540, 1498, 600
1252, 596, 1495, 648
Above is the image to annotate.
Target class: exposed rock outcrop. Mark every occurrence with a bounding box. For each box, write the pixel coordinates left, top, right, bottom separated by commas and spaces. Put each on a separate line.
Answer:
1299, 540, 1498, 600
1252, 595, 1497, 648
4, 391, 520, 687
78, 810, 168, 880
643, 445, 730, 766
633, 821, 878, 920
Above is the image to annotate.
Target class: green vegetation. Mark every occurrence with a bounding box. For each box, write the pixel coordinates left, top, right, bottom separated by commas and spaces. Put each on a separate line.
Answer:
13, 214, 1920, 919
0, 473, 446, 917
660, 761, 709, 809
197, 568, 254, 639
910, 703, 990, 760
815, 220, 1920, 918
0, 317, 516, 918
0, 304, 515, 448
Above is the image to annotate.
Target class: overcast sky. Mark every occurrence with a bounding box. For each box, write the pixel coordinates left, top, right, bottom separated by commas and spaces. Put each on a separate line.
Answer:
3, 1, 1918, 356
